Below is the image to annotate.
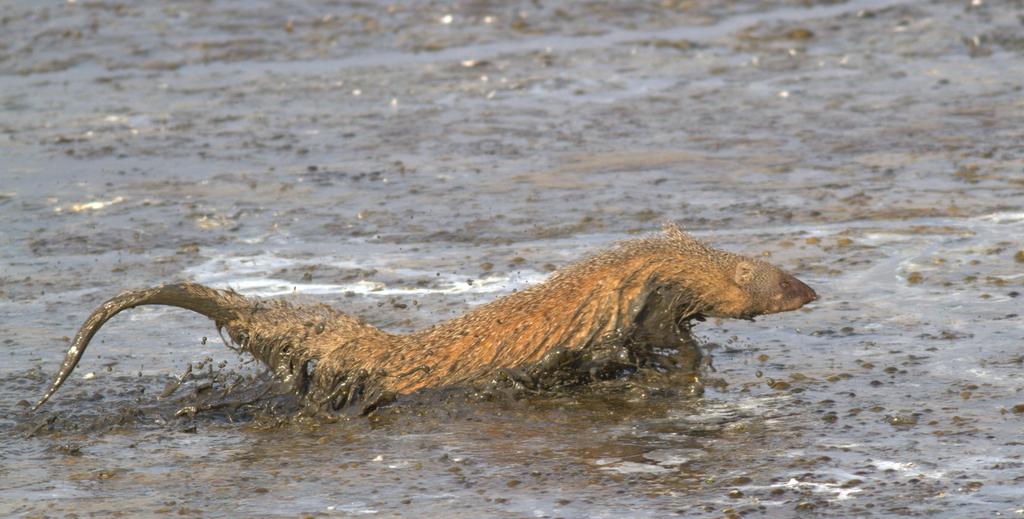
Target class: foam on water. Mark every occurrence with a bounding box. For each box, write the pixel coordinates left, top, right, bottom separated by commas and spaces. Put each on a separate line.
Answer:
183, 252, 548, 298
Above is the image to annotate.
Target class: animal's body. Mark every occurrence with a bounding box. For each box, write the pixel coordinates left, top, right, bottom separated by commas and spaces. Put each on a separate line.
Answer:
33, 224, 816, 412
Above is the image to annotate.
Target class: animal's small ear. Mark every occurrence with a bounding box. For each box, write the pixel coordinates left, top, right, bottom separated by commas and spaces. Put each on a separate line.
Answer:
734, 261, 755, 285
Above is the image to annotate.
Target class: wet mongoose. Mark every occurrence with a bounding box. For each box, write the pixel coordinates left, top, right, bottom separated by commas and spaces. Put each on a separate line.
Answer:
33, 223, 816, 411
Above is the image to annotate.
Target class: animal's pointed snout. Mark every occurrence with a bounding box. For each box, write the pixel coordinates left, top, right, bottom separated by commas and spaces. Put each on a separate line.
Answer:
800, 280, 817, 304
790, 278, 815, 307
780, 275, 817, 312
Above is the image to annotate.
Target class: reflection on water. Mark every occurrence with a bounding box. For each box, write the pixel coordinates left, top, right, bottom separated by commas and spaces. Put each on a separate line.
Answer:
2, 0, 1023, 516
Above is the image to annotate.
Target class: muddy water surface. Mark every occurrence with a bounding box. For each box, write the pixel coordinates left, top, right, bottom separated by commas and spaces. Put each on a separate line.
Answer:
2, 0, 1023, 517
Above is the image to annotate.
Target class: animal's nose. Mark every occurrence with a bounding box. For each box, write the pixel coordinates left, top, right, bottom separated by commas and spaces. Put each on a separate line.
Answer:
782, 277, 817, 308
797, 279, 817, 303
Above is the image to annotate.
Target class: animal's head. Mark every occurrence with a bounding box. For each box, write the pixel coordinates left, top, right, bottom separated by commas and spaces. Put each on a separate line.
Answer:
652, 223, 817, 321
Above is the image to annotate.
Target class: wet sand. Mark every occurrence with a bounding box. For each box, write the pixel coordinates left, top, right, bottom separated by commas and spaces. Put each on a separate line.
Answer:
2, 0, 1023, 516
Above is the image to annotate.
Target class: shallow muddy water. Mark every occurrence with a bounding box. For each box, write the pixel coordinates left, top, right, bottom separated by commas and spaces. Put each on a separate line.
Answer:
2, 0, 1023, 517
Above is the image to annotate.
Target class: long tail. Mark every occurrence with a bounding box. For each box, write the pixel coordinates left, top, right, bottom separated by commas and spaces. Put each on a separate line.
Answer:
33, 283, 250, 410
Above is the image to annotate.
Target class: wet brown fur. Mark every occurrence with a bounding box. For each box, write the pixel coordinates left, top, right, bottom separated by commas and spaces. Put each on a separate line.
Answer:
34, 223, 816, 411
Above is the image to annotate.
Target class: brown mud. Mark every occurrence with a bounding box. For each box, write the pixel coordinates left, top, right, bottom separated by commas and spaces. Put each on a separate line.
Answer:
2, 0, 1023, 516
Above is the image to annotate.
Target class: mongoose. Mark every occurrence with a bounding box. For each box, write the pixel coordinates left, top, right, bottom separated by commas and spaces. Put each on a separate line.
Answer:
33, 223, 816, 412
